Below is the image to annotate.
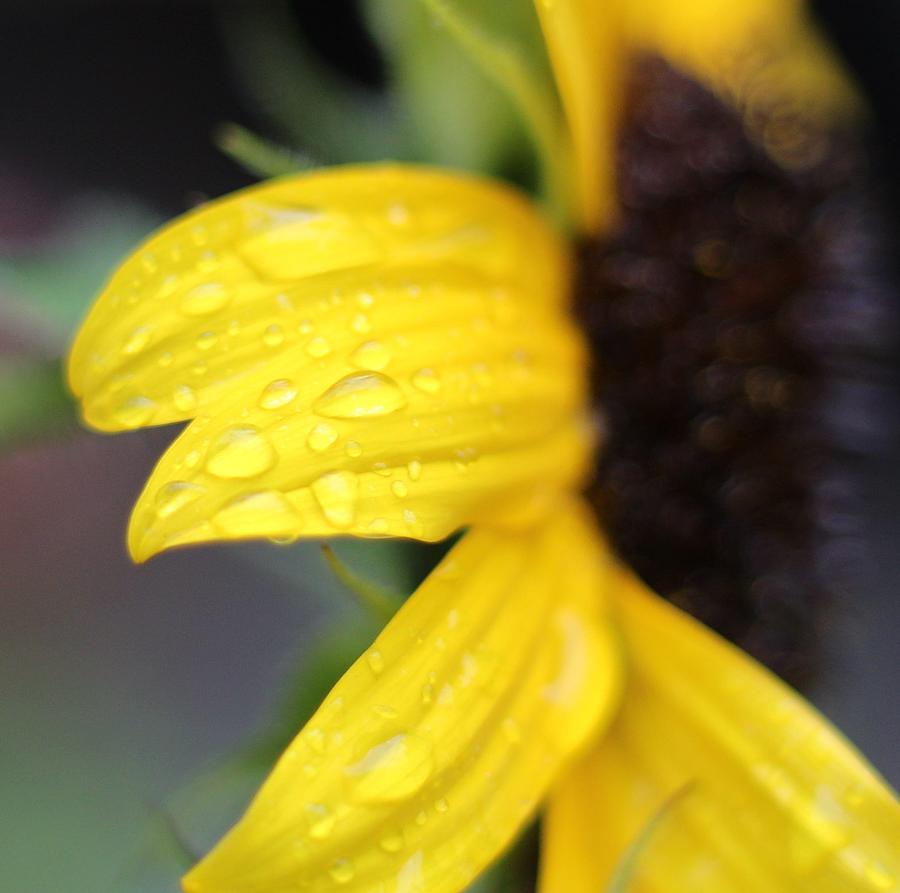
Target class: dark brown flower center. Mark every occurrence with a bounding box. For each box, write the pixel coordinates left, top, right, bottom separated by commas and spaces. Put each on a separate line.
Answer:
577, 56, 885, 685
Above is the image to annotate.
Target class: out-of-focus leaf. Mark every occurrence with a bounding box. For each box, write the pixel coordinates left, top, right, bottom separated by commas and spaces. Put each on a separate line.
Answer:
218, 1, 406, 163
0, 196, 161, 339
364, 0, 555, 184
0, 359, 76, 447
215, 122, 317, 179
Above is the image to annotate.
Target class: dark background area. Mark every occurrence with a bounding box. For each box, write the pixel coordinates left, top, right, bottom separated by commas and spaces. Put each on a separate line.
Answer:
0, 3, 897, 891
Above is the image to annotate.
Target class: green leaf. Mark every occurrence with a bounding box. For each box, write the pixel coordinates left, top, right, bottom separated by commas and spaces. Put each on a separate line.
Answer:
0, 196, 161, 339
218, 1, 406, 163
0, 359, 76, 447
364, 0, 560, 192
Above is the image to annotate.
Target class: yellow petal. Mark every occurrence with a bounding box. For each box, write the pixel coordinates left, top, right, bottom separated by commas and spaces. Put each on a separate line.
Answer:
616, 0, 859, 129
65, 165, 591, 560
533, 0, 623, 233
183, 501, 622, 893
540, 559, 900, 893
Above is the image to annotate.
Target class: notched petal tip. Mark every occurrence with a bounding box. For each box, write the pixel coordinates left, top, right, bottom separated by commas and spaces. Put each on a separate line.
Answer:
70, 163, 590, 558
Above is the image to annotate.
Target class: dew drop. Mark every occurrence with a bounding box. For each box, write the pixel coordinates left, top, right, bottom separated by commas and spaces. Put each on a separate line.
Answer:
155, 481, 206, 518
411, 368, 441, 394
262, 323, 285, 347
113, 395, 156, 428
180, 282, 230, 316
258, 378, 298, 409
311, 470, 359, 528
502, 717, 522, 744
298, 318, 314, 335
345, 732, 434, 804
212, 490, 300, 537
435, 797, 449, 814
407, 459, 422, 481
329, 858, 355, 885
172, 384, 198, 413
403, 508, 422, 536
350, 340, 392, 370
368, 518, 389, 534
195, 330, 218, 351
305, 728, 327, 755
307, 422, 338, 452
306, 335, 332, 358
158, 351, 174, 368
391, 480, 409, 499
314, 372, 407, 419
366, 649, 385, 675
205, 425, 277, 478
304, 803, 335, 841
345, 440, 363, 458
379, 830, 404, 854
350, 312, 371, 334
122, 326, 153, 355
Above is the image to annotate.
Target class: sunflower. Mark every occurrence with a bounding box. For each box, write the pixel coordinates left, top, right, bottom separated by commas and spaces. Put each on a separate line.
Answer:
67, 1, 899, 891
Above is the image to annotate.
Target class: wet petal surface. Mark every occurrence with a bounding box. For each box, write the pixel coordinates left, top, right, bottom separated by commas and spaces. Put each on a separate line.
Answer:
65, 165, 591, 559
540, 559, 900, 893
183, 502, 621, 893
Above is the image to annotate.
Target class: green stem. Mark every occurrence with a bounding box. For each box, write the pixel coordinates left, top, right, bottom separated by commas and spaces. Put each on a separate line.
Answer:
320, 544, 404, 624
416, 0, 573, 229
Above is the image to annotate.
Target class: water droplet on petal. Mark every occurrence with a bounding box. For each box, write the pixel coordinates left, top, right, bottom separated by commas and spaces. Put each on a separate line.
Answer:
329, 858, 355, 885
502, 717, 521, 744
366, 649, 385, 675
379, 830, 404, 854
113, 395, 156, 428
311, 470, 358, 528
238, 205, 379, 280
195, 330, 218, 351
407, 459, 422, 481
345, 440, 363, 458
350, 313, 371, 335
262, 323, 285, 347
158, 351, 174, 367
180, 282, 230, 316
435, 797, 449, 814
155, 481, 206, 518
123, 326, 153, 355
314, 372, 406, 419
305, 727, 326, 754
391, 480, 408, 499
307, 422, 338, 452
304, 803, 335, 841
350, 340, 391, 370
205, 425, 277, 478
258, 378, 298, 409
173, 384, 198, 413
212, 490, 300, 537
345, 732, 434, 804
411, 368, 441, 394
306, 335, 332, 358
